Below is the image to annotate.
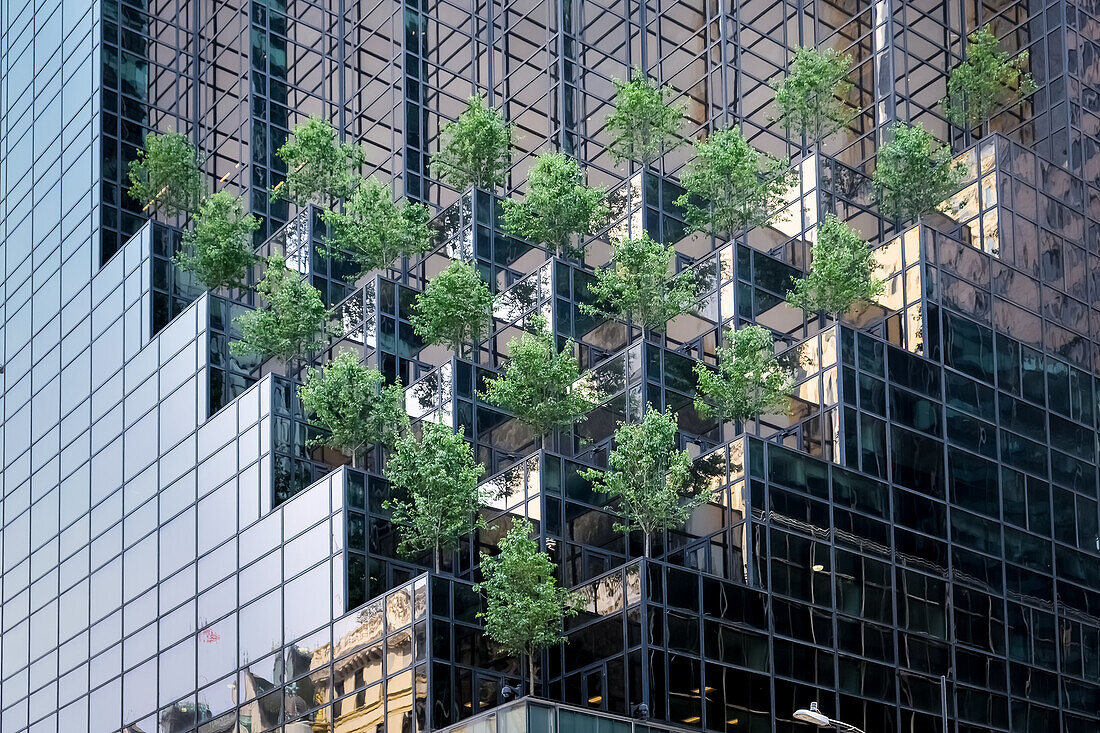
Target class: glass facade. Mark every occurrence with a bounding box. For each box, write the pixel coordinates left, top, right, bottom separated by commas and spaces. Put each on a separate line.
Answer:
4, 0, 1100, 732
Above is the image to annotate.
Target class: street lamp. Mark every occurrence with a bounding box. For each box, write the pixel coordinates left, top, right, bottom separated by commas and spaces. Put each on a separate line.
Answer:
793, 702, 867, 733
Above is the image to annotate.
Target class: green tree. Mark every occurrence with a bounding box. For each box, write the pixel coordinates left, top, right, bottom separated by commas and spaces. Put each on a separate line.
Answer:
432, 95, 514, 190
786, 214, 883, 319
410, 260, 495, 354
943, 26, 1037, 129
580, 233, 696, 330
173, 191, 259, 290
501, 152, 609, 257
475, 517, 579, 694
481, 315, 596, 439
272, 116, 365, 205
299, 351, 409, 456
230, 254, 336, 370
872, 122, 967, 222
128, 131, 204, 217
384, 423, 485, 571
693, 325, 793, 423
773, 46, 856, 141
605, 68, 685, 165
322, 177, 434, 277
579, 406, 707, 557
675, 127, 797, 237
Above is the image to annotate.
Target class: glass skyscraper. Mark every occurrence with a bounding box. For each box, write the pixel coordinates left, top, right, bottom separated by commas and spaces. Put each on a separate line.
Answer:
2, 0, 1100, 732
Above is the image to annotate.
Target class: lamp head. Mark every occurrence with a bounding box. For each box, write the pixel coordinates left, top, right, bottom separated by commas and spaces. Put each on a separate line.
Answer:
793, 702, 831, 727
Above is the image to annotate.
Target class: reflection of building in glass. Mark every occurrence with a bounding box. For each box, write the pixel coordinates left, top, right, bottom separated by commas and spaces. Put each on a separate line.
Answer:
6, 0, 1100, 732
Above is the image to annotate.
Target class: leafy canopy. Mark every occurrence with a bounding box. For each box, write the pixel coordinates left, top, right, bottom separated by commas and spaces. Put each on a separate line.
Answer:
675, 127, 797, 237
872, 122, 967, 222
322, 177, 434, 277
501, 152, 609, 257
475, 517, 579, 690
580, 233, 696, 330
693, 325, 793, 422
298, 351, 409, 454
481, 315, 596, 437
432, 95, 514, 190
773, 46, 855, 141
272, 116, 365, 205
384, 423, 485, 570
786, 214, 883, 318
128, 131, 204, 217
579, 405, 707, 556
943, 26, 1037, 129
230, 254, 336, 366
411, 260, 495, 353
173, 191, 259, 290
605, 68, 685, 165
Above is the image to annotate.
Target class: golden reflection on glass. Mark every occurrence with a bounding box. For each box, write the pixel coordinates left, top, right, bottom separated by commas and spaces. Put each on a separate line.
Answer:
334, 680, 382, 733
820, 327, 837, 368
386, 670, 414, 733
903, 228, 920, 266
413, 578, 427, 620
905, 266, 922, 307
983, 209, 1000, 257
874, 236, 904, 281
979, 139, 997, 173
728, 438, 745, 482
386, 586, 412, 629
796, 377, 821, 408
385, 628, 413, 671
822, 366, 839, 406
906, 303, 924, 354
720, 282, 735, 323
953, 182, 980, 222
719, 244, 735, 282
879, 272, 905, 311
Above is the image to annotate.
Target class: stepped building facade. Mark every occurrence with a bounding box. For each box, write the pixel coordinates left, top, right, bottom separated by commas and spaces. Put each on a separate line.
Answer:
2, 0, 1100, 732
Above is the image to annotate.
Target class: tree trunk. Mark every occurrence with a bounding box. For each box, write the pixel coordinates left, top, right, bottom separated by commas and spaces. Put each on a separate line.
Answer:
643, 531, 651, 559
527, 652, 536, 696
434, 542, 442, 574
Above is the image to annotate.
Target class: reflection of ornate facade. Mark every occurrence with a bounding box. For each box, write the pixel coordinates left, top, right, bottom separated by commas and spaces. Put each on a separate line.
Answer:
5, 0, 1100, 731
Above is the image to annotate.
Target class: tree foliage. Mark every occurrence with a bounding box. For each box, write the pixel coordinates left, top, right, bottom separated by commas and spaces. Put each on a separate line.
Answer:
475, 517, 579, 694
773, 46, 855, 141
230, 254, 336, 367
605, 68, 685, 165
272, 116, 365, 205
943, 26, 1037, 129
173, 191, 259, 290
128, 131, 204, 217
322, 177, 434, 277
675, 127, 797, 237
411, 260, 495, 353
693, 325, 793, 423
481, 316, 596, 438
580, 233, 696, 330
432, 95, 514, 190
299, 351, 409, 455
872, 123, 967, 222
384, 422, 485, 571
579, 406, 706, 557
786, 214, 883, 318
501, 152, 609, 256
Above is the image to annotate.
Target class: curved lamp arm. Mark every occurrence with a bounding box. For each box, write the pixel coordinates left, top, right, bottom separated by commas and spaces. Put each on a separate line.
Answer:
793, 703, 867, 733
